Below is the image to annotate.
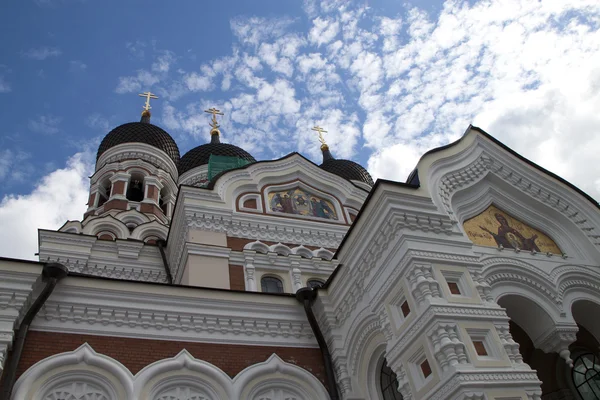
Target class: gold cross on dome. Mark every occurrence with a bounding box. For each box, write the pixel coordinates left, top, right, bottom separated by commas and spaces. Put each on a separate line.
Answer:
138, 91, 158, 111
312, 125, 328, 146
204, 107, 224, 129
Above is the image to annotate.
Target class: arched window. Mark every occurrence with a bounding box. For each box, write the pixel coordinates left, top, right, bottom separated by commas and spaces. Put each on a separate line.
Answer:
126, 173, 145, 202
261, 276, 284, 293
572, 352, 600, 399
159, 187, 169, 216
380, 359, 403, 400
97, 178, 112, 207
307, 279, 324, 289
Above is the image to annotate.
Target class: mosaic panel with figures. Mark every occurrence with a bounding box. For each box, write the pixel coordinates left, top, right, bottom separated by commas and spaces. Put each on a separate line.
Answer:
463, 204, 561, 254
268, 188, 338, 220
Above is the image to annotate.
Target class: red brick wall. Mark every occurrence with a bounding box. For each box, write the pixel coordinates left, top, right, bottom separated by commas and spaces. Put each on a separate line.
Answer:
17, 331, 325, 386
229, 265, 245, 291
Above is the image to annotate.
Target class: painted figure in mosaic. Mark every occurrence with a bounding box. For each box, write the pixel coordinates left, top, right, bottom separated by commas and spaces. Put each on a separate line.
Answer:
480, 213, 540, 251
282, 194, 295, 214
270, 193, 284, 212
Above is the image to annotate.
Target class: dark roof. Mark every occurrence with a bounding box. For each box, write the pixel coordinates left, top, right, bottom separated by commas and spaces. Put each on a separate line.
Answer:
179, 142, 256, 174
320, 159, 374, 186
97, 122, 180, 165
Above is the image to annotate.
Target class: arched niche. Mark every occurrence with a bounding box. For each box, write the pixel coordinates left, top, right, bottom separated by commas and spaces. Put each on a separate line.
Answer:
12, 343, 133, 400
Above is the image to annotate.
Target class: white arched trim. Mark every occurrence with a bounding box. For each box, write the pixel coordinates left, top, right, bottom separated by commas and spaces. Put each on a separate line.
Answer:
292, 245, 313, 259
270, 242, 291, 256
82, 215, 130, 239
59, 220, 83, 234
114, 209, 152, 227
234, 353, 330, 399
14, 346, 327, 400
482, 260, 561, 311
343, 309, 382, 376
12, 343, 133, 400
135, 350, 233, 399
244, 240, 270, 254
130, 220, 168, 241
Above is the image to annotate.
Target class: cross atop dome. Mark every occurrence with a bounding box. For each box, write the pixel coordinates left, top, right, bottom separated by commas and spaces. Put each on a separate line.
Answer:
205, 107, 224, 136
311, 125, 328, 151
138, 91, 158, 123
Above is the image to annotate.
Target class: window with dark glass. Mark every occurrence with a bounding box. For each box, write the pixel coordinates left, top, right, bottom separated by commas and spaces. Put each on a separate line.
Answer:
572, 352, 600, 399
261, 276, 284, 293
307, 279, 325, 289
380, 358, 403, 400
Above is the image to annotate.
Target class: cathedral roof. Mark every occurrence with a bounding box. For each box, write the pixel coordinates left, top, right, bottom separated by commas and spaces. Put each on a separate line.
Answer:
318, 147, 374, 186
96, 116, 180, 165
178, 133, 256, 175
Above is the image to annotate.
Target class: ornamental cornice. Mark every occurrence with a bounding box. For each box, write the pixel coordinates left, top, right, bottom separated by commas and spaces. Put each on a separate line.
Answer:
385, 304, 508, 366
427, 370, 541, 400
185, 211, 346, 248
34, 287, 316, 347
42, 257, 168, 283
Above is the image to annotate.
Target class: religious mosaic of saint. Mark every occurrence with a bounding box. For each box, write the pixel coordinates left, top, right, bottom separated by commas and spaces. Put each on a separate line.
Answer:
268, 188, 338, 220
463, 204, 561, 254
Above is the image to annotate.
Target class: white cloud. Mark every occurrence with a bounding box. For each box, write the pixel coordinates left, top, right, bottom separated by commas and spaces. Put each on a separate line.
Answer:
85, 113, 110, 132
28, 115, 62, 135
230, 16, 296, 47
0, 149, 33, 183
107, 0, 600, 201
309, 17, 340, 47
0, 76, 10, 93
184, 72, 212, 91
0, 151, 92, 260
22, 47, 62, 60
69, 60, 87, 71
152, 51, 175, 73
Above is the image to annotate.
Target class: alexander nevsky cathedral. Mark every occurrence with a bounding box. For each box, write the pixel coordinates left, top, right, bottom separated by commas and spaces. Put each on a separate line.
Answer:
0, 92, 599, 400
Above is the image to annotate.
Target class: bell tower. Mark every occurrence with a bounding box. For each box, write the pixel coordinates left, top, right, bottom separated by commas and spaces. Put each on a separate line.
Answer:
84, 92, 180, 239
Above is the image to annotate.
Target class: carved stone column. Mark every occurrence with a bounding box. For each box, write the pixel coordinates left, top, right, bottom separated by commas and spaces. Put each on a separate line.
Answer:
291, 268, 303, 292
243, 251, 257, 291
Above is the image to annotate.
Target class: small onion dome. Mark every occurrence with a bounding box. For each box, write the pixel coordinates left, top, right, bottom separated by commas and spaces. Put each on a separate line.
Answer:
319, 145, 374, 186
178, 131, 256, 175
96, 111, 180, 164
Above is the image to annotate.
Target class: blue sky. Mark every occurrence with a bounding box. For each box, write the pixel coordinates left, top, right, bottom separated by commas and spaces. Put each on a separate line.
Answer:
1, 0, 599, 259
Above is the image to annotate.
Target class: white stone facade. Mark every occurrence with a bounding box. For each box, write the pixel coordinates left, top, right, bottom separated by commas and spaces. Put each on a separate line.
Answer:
1, 126, 599, 400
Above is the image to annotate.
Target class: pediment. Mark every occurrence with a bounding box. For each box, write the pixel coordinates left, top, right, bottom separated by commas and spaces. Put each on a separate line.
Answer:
185, 153, 369, 224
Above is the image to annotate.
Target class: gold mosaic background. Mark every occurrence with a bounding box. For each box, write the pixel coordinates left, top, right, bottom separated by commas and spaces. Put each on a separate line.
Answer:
268, 188, 338, 220
463, 204, 561, 254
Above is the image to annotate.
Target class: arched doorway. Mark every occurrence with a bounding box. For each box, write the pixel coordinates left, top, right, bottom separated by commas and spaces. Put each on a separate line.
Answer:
498, 294, 567, 397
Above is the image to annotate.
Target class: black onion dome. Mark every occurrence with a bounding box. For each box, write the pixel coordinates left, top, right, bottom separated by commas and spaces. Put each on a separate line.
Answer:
320, 159, 374, 186
179, 135, 256, 174
97, 122, 180, 164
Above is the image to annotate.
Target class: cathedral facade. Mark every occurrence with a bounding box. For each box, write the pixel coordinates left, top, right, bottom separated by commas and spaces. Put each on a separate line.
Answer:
0, 101, 599, 400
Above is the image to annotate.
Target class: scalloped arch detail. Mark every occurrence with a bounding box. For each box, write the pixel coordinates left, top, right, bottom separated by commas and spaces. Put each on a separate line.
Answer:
13, 344, 328, 400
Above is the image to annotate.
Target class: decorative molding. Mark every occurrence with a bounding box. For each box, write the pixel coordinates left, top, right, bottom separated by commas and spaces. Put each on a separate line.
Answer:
33, 283, 316, 347
14, 344, 329, 400
426, 322, 468, 375
427, 370, 542, 400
